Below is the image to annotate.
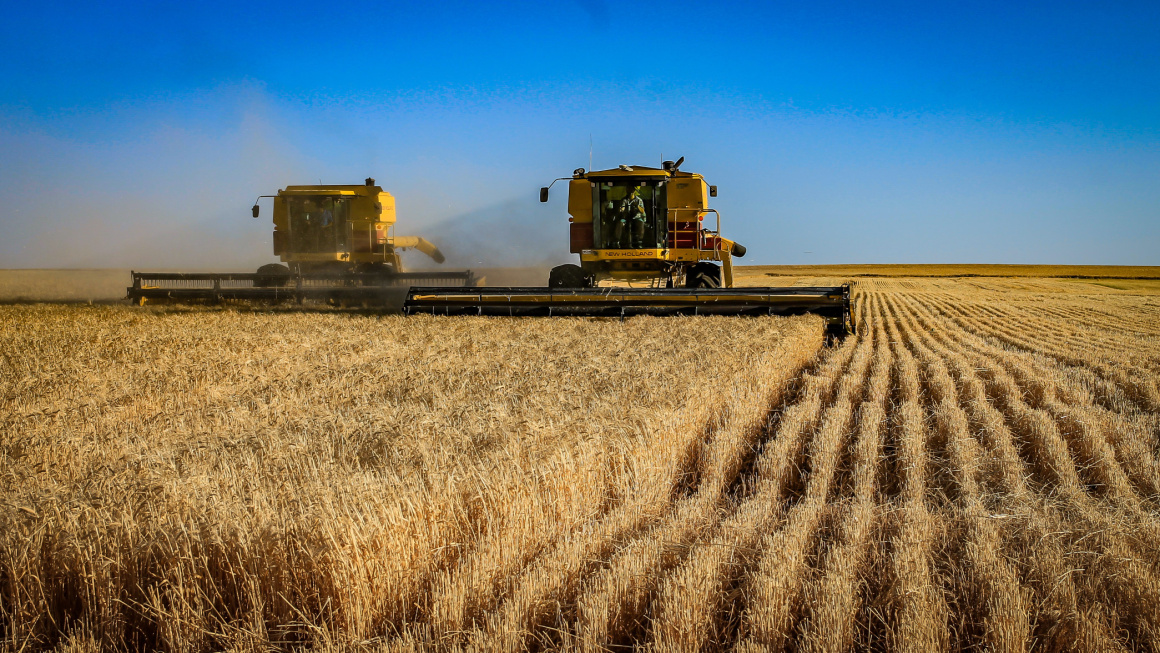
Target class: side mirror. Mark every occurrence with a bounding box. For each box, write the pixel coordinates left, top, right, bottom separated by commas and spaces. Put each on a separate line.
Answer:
252, 205, 260, 218
539, 187, 549, 203
709, 185, 717, 198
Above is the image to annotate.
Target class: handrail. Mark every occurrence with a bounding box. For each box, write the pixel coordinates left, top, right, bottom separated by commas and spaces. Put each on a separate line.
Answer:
666, 207, 721, 252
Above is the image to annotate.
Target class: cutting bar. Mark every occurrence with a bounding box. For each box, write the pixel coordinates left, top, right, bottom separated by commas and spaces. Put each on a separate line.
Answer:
404, 285, 855, 335
127, 270, 479, 305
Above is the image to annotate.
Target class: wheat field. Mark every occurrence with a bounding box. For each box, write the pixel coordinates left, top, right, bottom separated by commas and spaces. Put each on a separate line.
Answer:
2, 276, 1160, 651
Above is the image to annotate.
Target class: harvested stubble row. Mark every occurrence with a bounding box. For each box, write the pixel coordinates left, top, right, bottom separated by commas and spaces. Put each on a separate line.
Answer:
918, 295, 1160, 412
889, 290, 1160, 649
0, 306, 823, 651
3, 275, 1160, 652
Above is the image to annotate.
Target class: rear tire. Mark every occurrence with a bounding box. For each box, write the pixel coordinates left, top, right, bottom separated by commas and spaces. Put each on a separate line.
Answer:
685, 263, 722, 289
548, 264, 591, 288
255, 263, 291, 288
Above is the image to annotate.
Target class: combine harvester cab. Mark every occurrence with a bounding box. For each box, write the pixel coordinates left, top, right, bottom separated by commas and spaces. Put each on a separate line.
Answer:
404, 159, 855, 337
128, 178, 478, 306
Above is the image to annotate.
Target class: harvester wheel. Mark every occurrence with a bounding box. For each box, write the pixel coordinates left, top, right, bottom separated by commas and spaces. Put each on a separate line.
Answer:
548, 264, 591, 288
686, 263, 722, 289
362, 263, 397, 286
255, 263, 291, 288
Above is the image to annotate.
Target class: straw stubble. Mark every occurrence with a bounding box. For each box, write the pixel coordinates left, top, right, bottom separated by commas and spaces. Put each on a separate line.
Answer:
3, 275, 1159, 651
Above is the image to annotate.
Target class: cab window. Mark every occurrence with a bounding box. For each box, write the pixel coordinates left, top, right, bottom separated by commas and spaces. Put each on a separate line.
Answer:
591, 180, 666, 249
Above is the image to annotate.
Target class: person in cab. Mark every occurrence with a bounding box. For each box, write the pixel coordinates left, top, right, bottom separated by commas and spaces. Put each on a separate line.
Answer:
624, 185, 647, 247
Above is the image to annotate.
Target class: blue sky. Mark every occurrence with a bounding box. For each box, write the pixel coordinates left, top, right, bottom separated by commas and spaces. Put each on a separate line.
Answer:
2, 0, 1158, 268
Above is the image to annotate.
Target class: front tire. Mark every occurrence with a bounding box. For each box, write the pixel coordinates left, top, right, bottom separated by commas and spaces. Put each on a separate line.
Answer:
685, 263, 722, 289
548, 264, 591, 288
360, 263, 397, 286
255, 263, 291, 288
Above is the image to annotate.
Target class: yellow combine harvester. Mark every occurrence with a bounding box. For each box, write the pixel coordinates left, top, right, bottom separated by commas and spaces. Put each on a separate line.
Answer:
404, 159, 855, 337
127, 178, 477, 304
545, 157, 743, 288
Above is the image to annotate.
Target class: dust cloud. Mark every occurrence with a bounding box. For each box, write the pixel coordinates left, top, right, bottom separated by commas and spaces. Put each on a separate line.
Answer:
1, 89, 576, 282
0, 95, 306, 272
395, 196, 571, 283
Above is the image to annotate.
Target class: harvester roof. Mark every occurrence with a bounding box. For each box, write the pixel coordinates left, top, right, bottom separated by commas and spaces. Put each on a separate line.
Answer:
279, 184, 386, 196
585, 166, 669, 179
584, 165, 703, 180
